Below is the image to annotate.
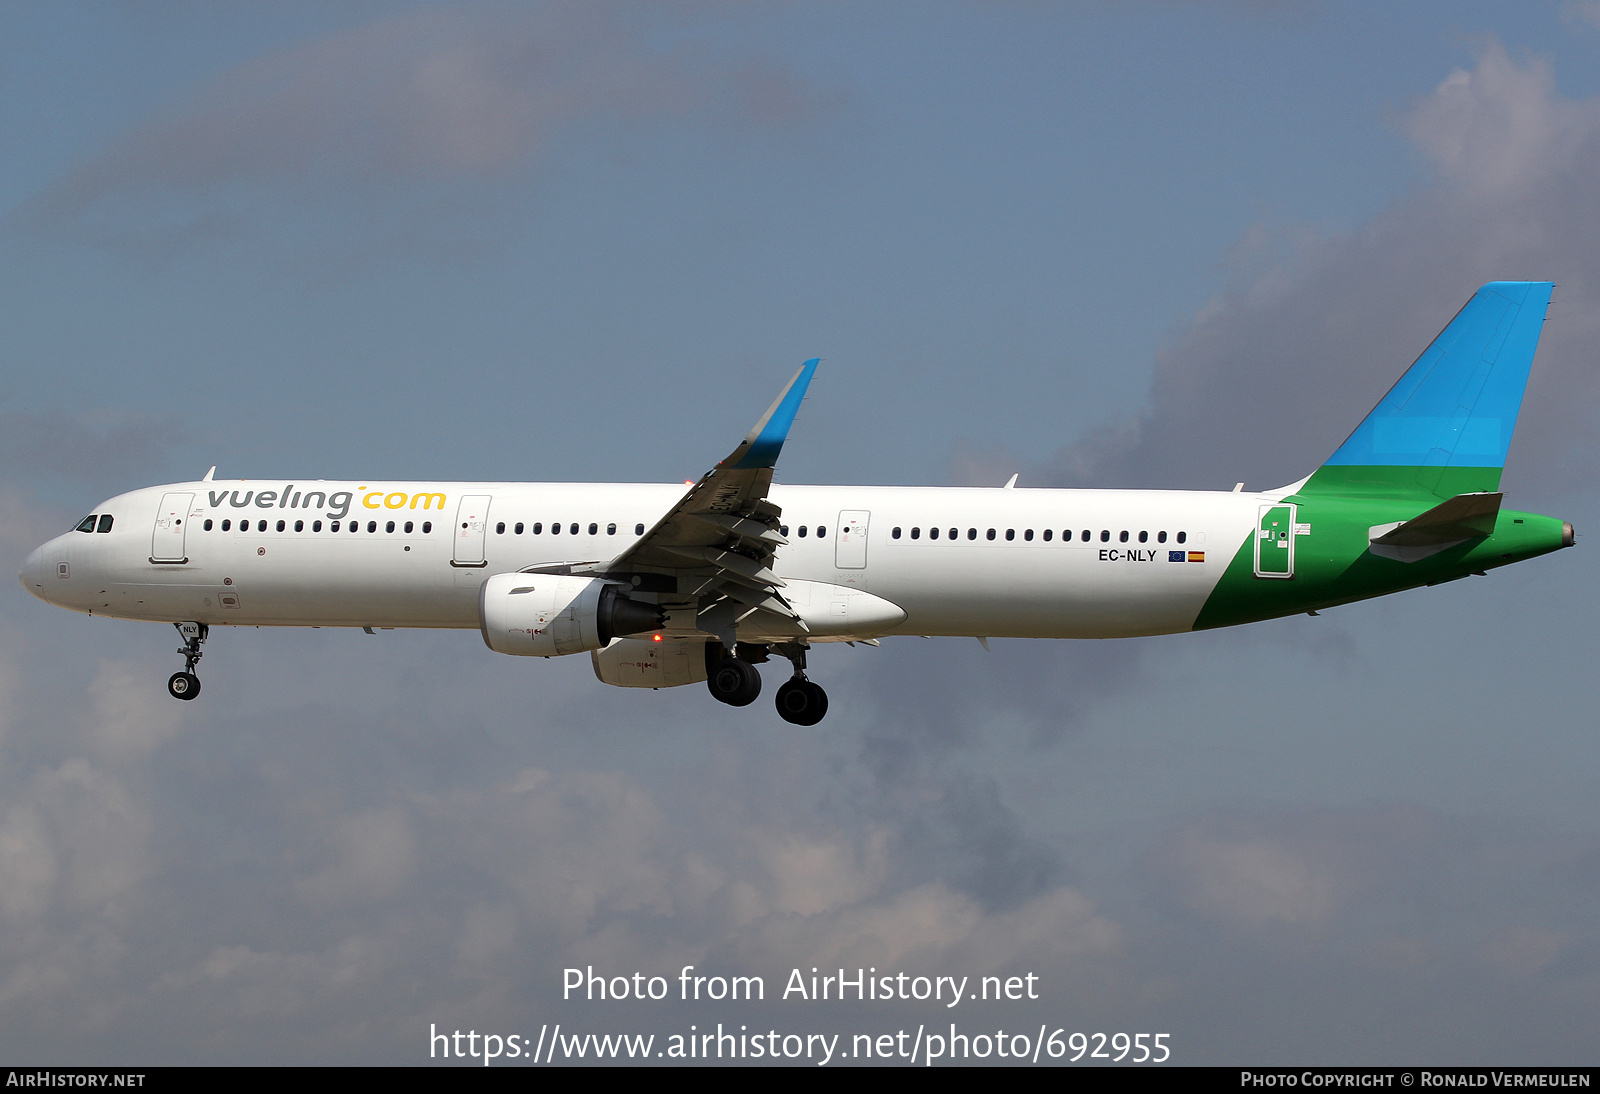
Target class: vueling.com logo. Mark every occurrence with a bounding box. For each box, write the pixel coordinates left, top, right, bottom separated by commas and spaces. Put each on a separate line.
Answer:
205, 486, 447, 522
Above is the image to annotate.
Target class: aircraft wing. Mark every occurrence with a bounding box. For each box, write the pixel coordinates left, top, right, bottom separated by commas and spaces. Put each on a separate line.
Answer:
603, 359, 820, 643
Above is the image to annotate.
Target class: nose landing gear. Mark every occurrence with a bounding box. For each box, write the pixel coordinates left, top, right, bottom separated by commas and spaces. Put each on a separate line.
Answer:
167, 621, 208, 701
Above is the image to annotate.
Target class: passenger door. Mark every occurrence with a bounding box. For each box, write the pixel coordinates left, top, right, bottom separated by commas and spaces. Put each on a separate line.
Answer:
1254, 503, 1295, 578
151, 492, 194, 563
452, 495, 492, 566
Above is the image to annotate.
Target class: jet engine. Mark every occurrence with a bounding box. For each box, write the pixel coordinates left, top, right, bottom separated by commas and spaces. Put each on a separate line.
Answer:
479, 572, 663, 657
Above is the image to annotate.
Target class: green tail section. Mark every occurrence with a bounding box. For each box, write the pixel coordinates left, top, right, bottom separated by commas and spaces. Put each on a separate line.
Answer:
1192, 281, 1572, 631
1192, 503, 1569, 631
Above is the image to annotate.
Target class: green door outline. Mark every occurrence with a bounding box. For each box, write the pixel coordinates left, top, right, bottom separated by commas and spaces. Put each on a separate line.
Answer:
1254, 503, 1295, 579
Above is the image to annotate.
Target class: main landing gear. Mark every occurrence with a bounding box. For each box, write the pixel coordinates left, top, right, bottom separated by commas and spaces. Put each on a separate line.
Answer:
167, 621, 207, 701
705, 642, 762, 707
773, 641, 827, 726
705, 640, 829, 725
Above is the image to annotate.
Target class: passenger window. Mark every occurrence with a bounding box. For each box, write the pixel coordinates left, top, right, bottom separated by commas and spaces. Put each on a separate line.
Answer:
314, 521, 323, 532
588, 523, 597, 535
986, 529, 996, 541
367, 521, 377, 533
496, 522, 505, 534
607, 523, 616, 535
929, 527, 939, 540
948, 528, 957, 540
259, 520, 269, 532
1024, 529, 1032, 541
911, 527, 921, 539
330, 521, 340, 532
817, 526, 827, 537
75, 516, 97, 533
892, 527, 902, 539
1042, 529, 1052, 541
1176, 531, 1187, 544
386, 521, 395, 533
635, 523, 645, 535
551, 523, 561, 535
97, 515, 114, 533
1138, 531, 1148, 543
798, 526, 807, 537
532, 523, 542, 534
350, 522, 359, 533
1100, 530, 1109, 542
570, 523, 579, 535
294, 520, 304, 532
203, 519, 213, 531
422, 522, 432, 533
1158, 531, 1167, 543
1081, 530, 1091, 542
274, 520, 284, 532
221, 520, 231, 531
514, 522, 524, 535
1119, 531, 1128, 543
1006, 529, 1015, 541
780, 525, 789, 536
405, 521, 414, 533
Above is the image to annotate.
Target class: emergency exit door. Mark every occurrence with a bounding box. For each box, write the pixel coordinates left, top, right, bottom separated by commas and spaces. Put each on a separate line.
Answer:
1254, 503, 1295, 578
836, 511, 870, 569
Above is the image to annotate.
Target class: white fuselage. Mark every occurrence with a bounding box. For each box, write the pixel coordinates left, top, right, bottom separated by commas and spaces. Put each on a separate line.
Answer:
22, 479, 1262, 640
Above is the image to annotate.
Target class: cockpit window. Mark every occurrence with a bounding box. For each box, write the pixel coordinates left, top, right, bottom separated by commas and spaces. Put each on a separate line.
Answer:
75, 515, 97, 533
97, 515, 114, 533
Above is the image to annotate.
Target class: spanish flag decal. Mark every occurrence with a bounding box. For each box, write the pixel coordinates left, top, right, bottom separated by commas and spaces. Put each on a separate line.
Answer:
1188, 551, 1205, 562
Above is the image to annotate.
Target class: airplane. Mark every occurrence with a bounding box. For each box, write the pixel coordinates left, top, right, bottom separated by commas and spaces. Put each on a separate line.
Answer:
18, 281, 1574, 725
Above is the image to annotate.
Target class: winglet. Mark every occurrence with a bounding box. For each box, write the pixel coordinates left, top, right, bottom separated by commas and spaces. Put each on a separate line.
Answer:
724, 359, 820, 470
202, 466, 216, 482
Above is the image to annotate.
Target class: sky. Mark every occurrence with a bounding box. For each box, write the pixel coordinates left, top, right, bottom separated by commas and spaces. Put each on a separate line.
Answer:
3, 0, 1600, 1066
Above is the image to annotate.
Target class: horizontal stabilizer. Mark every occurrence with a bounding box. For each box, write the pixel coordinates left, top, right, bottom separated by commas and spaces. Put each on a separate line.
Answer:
1368, 492, 1501, 562
1372, 491, 1502, 546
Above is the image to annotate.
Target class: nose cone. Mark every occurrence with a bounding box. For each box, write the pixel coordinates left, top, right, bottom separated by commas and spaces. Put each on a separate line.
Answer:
19, 542, 52, 602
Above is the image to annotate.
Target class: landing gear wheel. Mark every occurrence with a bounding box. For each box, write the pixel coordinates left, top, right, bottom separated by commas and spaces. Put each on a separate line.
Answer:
168, 622, 209, 701
775, 678, 828, 725
707, 656, 762, 707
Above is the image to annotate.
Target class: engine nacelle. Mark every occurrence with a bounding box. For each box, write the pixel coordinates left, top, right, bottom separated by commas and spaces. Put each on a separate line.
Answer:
591, 637, 710, 688
479, 572, 663, 657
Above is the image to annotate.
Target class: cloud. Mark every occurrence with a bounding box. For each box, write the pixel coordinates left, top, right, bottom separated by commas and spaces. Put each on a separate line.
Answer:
0, 410, 176, 493
0, 759, 148, 931
1021, 40, 1600, 500
22, 3, 835, 254
87, 659, 193, 755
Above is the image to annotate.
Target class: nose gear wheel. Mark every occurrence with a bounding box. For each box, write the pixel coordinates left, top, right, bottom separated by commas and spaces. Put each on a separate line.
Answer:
168, 621, 208, 701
